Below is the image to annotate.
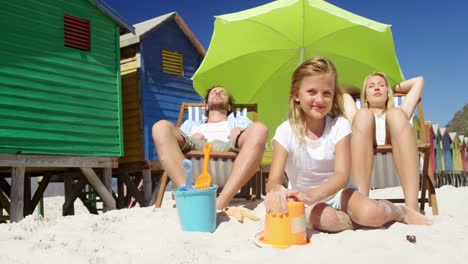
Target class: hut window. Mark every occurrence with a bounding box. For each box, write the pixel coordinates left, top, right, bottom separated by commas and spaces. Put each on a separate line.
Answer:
64, 14, 91, 51
162, 49, 184, 76
417, 130, 421, 140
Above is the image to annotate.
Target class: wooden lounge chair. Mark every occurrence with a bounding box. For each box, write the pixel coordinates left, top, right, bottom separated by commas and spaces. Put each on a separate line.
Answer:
154, 103, 261, 207
351, 92, 439, 215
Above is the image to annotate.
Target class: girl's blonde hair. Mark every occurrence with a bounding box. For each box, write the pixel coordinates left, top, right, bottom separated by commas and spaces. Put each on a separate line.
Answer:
360, 72, 394, 110
288, 56, 344, 139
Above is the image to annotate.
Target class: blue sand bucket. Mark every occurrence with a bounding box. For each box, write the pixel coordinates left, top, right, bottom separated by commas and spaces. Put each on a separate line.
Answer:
173, 184, 218, 232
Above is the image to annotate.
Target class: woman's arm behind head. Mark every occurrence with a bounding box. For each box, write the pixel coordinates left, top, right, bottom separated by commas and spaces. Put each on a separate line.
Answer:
343, 93, 358, 124
395, 76, 425, 119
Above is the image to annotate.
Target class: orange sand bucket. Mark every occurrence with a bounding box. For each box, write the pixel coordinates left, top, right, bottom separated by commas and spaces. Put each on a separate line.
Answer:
260, 201, 308, 248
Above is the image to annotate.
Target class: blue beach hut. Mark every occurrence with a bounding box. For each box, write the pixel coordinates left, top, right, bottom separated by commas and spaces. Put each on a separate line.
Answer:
117, 12, 205, 207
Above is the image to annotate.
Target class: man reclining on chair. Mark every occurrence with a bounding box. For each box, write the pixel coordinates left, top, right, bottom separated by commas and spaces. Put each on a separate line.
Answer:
152, 86, 268, 222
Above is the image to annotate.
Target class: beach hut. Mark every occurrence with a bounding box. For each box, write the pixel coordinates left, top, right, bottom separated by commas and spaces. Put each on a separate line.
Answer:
0, 0, 134, 222
412, 116, 423, 144
463, 137, 468, 172
411, 116, 424, 171
459, 135, 466, 172
432, 124, 444, 172
428, 122, 437, 173
440, 128, 452, 171
450, 132, 462, 171
117, 12, 206, 207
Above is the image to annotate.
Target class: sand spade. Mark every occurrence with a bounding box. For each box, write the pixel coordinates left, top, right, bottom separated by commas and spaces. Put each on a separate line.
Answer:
180, 159, 195, 191
195, 142, 212, 190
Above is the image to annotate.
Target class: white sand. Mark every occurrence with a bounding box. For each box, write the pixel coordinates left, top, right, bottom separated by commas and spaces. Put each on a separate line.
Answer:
0, 185, 467, 264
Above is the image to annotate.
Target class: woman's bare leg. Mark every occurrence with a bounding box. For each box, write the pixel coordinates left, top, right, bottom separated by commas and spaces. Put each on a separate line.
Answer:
344, 189, 432, 226
386, 108, 420, 210
351, 109, 376, 196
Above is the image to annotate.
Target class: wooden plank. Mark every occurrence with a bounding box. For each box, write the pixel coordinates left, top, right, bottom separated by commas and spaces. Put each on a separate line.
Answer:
118, 173, 145, 207
0, 216, 8, 223
186, 150, 237, 159
120, 57, 137, 64
149, 174, 159, 207
77, 192, 99, 215
0, 190, 10, 213
142, 169, 152, 206
63, 175, 76, 216
102, 168, 113, 212
0, 155, 117, 168
10, 166, 25, 222
117, 176, 125, 209
30, 174, 52, 213
155, 171, 169, 208
23, 173, 31, 216
80, 167, 116, 210
0, 177, 11, 197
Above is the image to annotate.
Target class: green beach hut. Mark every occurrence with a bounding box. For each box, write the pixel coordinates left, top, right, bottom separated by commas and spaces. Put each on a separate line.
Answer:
433, 124, 444, 171
0, 0, 134, 222
0, 0, 133, 156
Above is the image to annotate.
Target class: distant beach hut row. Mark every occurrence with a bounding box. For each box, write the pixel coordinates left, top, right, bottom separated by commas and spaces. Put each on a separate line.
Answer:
427, 124, 467, 173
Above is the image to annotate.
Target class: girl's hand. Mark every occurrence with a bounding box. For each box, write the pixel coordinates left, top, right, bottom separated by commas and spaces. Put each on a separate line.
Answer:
286, 190, 314, 205
265, 186, 288, 215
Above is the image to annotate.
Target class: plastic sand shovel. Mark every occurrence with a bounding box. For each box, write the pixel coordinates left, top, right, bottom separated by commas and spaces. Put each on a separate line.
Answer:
195, 142, 212, 190
180, 159, 195, 191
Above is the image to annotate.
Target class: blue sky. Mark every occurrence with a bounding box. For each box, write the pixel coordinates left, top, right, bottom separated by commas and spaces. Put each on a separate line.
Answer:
107, 0, 467, 127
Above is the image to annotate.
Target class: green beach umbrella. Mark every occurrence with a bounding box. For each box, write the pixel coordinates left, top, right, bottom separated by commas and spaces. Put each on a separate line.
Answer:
193, 0, 405, 143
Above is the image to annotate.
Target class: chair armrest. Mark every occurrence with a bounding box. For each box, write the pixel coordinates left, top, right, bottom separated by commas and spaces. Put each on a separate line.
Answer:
375, 142, 430, 153
185, 150, 237, 159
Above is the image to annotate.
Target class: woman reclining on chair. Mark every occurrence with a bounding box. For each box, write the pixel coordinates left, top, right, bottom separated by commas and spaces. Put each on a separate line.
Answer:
343, 72, 424, 211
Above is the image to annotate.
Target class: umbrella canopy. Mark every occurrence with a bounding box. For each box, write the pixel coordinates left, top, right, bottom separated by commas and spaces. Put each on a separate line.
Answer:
193, 0, 404, 141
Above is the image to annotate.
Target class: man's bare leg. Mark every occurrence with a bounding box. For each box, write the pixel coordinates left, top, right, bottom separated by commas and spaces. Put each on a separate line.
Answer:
152, 120, 186, 187
216, 122, 268, 210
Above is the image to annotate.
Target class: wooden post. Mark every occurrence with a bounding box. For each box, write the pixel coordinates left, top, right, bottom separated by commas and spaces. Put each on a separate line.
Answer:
102, 167, 113, 212
10, 166, 25, 222
0, 191, 10, 214
23, 173, 31, 216
155, 171, 169, 208
63, 175, 75, 216
31, 174, 52, 216
142, 169, 152, 206
80, 167, 115, 210
117, 175, 125, 209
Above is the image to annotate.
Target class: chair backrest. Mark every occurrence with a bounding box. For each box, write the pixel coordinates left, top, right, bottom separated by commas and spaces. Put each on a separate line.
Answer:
351, 92, 429, 189
176, 103, 257, 127
176, 102, 257, 187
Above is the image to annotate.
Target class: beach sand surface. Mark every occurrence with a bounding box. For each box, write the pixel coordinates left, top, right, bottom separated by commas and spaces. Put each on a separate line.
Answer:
0, 185, 467, 264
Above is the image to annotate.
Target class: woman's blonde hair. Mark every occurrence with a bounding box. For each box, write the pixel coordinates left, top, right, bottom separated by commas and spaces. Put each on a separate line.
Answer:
288, 56, 344, 140
360, 72, 394, 110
